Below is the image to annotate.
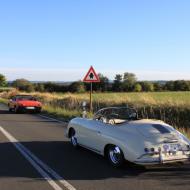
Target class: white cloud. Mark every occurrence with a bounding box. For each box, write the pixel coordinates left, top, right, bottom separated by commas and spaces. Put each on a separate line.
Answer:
0, 67, 189, 81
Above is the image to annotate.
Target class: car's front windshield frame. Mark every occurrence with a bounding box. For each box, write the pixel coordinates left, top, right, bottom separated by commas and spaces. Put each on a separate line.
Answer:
93, 107, 138, 124
15, 95, 36, 101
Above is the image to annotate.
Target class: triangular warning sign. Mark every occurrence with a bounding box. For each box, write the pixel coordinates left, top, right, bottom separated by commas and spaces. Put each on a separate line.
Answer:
83, 66, 100, 82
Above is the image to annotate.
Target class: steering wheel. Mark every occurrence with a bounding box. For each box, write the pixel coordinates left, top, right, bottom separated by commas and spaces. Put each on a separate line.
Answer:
128, 112, 137, 120
108, 119, 115, 125
99, 117, 107, 123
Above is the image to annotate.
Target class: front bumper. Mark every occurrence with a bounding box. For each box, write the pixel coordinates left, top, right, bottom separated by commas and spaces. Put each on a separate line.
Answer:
134, 150, 190, 165
17, 106, 42, 113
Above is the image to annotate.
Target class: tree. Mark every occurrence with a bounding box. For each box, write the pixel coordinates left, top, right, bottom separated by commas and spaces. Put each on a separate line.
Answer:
140, 81, 154, 92
134, 83, 142, 92
43, 82, 68, 92
122, 72, 137, 91
0, 74, 7, 87
11, 79, 34, 92
89, 73, 109, 92
173, 80, 190, 91
69, 81, 86, 93
34, 83, 45, 92
163, 80, 190, 91
164, 81, 175, 91
154, 82, 163, 91
112, 74, 123, 91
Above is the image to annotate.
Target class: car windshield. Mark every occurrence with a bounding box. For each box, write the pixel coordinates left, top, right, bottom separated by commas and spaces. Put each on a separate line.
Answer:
15, 96, 36, 101
94, 107, 138, 125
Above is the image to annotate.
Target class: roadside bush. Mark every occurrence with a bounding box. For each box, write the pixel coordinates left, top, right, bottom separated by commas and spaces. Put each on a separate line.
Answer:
69, 81, 86, 93
0, 74, 7, 87
11, 79, 34, 92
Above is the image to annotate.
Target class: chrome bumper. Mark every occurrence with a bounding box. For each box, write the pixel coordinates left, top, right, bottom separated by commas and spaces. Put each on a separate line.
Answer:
135, 150, 190, 165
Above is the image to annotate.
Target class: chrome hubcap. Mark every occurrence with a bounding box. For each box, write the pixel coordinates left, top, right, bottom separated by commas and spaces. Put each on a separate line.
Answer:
71, 136, 77, 146
109, 146, 121, 164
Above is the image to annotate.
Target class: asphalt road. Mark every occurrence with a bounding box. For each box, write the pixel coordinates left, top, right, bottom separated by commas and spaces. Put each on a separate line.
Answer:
0, 103, 190, 190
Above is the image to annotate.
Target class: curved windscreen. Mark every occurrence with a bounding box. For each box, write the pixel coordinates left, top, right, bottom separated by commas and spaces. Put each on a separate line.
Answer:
94, 107, 138, 124
16, 95, 36, 101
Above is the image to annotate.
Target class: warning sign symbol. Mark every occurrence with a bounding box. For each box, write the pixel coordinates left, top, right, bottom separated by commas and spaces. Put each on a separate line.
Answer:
83, 66, 100, 82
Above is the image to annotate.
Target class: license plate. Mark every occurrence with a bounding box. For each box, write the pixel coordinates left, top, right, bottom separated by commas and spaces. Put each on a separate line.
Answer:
170, 144, 180, 151
163, 144, 180, 152
26, 107, 35, 110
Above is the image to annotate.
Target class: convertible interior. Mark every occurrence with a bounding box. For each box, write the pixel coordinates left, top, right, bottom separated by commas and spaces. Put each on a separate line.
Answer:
94, 107, 138, 125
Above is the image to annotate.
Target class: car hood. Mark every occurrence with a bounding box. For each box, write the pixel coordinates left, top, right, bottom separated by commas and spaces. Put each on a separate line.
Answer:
17, 100, 41, 106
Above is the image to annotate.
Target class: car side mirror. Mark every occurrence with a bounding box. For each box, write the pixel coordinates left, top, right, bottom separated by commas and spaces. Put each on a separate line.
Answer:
129, 112, 137, 119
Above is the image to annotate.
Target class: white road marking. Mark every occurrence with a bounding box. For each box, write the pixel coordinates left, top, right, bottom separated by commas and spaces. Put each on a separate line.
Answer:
38, 114, 66, 124
18, 142, 76, 190
0, 126, 76, 190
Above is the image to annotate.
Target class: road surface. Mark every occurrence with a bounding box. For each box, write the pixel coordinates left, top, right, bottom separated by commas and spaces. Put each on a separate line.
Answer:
0, 103, 190, 190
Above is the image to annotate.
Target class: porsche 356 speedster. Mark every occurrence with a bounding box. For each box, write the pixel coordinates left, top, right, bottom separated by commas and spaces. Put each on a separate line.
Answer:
66, 107, 190, 167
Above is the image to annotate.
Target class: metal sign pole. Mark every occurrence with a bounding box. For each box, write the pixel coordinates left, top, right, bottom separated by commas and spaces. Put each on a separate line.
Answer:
90, 82, 92, 112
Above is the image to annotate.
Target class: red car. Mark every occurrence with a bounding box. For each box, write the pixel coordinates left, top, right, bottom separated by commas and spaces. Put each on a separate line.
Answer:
8, 95, 42, 113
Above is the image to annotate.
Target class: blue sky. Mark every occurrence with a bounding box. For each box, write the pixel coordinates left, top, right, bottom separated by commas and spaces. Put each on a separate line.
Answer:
0, 0, 190, 81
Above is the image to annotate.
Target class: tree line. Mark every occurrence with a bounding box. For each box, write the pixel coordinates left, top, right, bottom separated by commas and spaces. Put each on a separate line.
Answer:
0, 73, 190, 93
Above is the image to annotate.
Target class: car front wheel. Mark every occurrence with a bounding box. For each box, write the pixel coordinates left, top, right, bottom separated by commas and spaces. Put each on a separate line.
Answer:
70, 129, 78, 148
107, 145, 124, 167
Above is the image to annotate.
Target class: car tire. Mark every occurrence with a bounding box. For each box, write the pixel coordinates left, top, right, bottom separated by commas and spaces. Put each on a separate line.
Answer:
37, 109, 42, 114
8, 107, 13, 112
70, 129, 78, 148
14, 106, 19, 113
107, 145, 124, 167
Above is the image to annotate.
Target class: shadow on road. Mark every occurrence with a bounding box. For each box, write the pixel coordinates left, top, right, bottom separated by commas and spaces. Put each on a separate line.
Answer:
0, 109, 40, 115
0, 140, 190, 185
0, 110, 11, 114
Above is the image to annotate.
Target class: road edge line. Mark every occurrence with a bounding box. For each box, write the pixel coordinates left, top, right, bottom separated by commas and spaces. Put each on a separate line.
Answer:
18, 142, 76, 190
0, 126, 75, 190
38, 114, 67, 124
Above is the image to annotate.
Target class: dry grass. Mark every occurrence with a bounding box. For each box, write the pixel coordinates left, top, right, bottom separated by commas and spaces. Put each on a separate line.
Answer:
0, 90, 190, 135
27, 91, 190, 108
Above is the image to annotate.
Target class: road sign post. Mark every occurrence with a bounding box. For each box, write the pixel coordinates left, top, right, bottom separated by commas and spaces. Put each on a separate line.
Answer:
90, 82, 92, 111
83, 66, 100, 112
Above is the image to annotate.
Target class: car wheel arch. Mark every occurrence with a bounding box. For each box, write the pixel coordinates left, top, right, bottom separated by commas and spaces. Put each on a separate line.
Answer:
68, 127, 76, 138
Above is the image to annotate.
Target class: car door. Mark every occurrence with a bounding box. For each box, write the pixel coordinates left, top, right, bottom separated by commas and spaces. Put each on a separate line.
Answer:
79, 119, 106, 153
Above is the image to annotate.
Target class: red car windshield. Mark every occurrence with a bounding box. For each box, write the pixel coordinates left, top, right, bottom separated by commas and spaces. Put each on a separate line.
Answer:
16, 96, 37, 101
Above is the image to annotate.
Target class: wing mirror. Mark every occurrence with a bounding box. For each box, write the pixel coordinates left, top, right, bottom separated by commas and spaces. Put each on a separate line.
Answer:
129, 112, 137, 119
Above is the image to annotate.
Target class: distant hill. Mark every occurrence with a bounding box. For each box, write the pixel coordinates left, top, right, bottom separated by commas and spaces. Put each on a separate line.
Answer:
8, 81, 73, 86
8, 80, 168, 85
140, 80, 167, 85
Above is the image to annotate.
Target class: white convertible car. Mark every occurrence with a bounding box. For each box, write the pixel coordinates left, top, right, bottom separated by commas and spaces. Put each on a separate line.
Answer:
66, 107, 190, 167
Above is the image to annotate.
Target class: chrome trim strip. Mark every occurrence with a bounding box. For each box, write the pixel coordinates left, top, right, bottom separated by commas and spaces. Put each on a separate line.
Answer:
135, 158, 190, 164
